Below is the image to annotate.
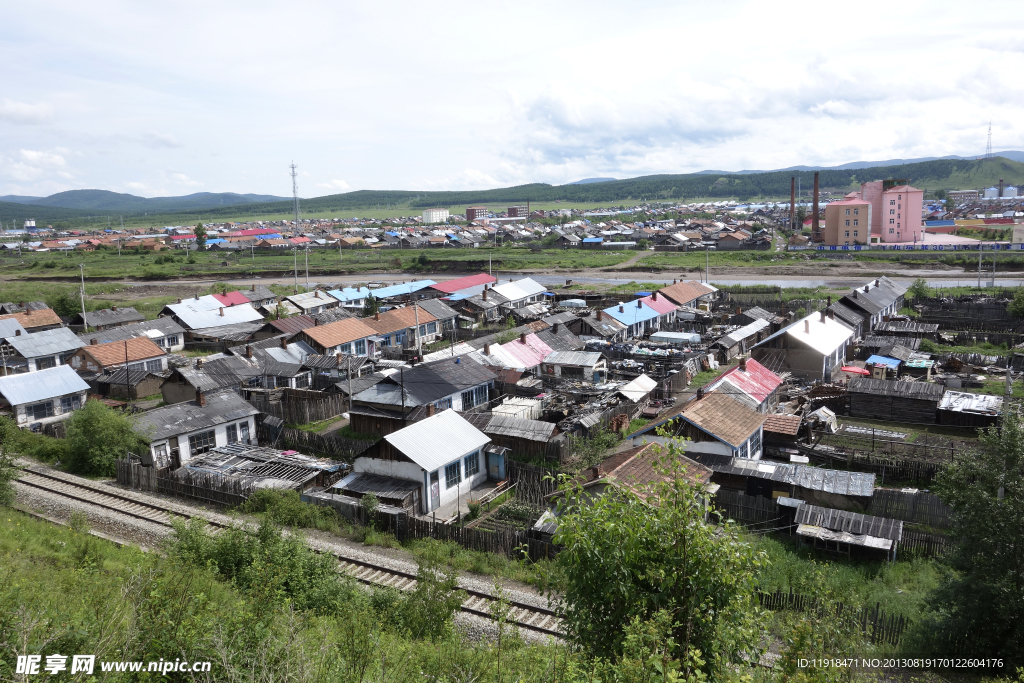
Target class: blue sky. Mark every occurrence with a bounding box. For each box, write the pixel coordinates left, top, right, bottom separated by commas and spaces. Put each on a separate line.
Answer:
2, 0, 1023, 198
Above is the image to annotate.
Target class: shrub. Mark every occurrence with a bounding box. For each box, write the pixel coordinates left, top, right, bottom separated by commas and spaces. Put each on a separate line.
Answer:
64, 400, 149, 476
240, 488, 340, 532
466, 500, 481, 520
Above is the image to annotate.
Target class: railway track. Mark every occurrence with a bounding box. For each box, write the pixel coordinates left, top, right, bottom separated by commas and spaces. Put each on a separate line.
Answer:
15, 467, 563, 637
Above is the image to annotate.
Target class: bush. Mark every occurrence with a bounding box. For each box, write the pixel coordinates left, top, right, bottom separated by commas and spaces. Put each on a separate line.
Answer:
64, 400, 149, 476
919, 338, 939, 353
239, 489, 341, 532
466, 500, 481, 520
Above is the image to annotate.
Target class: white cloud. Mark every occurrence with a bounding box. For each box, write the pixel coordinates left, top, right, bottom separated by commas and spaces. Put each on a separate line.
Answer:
315, 179, 351, 191
0, 99, 53, 124
142, 132, 183, 149
170, 172, 201, 187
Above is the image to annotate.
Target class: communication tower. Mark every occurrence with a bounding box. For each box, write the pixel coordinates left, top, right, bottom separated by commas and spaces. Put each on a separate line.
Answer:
290, 162, 301, 224
986, 122, 993, 159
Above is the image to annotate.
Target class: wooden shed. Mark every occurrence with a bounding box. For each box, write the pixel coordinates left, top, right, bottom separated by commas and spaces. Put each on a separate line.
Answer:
847, 377, 944, 423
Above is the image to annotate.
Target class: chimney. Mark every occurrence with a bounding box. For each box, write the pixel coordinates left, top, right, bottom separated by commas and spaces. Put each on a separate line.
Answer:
827, 295, 831, 306
652, 291, 657, 300
314, 318, 319, 326
874, 279, 880, 287
177, 298, 181, 304
852, 290, 858, 299
590, 464, 603, 479
812, 171, 820, 235
739, 356, 747, 372
280, 336, 288, 349
484, 343, 490, 355
426, 403, 436, 417
111, 305, 117, 311
619, 305, 624, 313
520, 332, 526, 344
246, 344, 253, 358
196, 358, 203, 369
315, 290, 320, 298
15, 329, 21, 336
597, 310, 603, 321
336, 352, 343, 367
196, 390, 206, 407
735, 307, 742, 315
553, 322, 560, 334
696, 386, 705, 400
637, 299, 642, 308
819, 309, 826, 323
804, 319, 810, 333
251, 284, 255, 291
219, 307, 224, 317
482, 289, 488, 301
827, 308, 834, 320
374, 311, 380, 320
90, 338, 97, 345
25, 309, 30, 316
195, 293, 200, 300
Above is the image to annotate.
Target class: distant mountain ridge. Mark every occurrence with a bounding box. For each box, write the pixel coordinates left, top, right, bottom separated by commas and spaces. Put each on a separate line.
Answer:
568, 177, 617, 185
695, 151, 1024, 174
1, 189, 289, 213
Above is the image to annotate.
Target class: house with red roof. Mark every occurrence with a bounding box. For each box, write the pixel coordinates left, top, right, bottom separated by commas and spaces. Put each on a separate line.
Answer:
704, 356, 783, 413
212, 291, 252, 307
426, 273, 497, 298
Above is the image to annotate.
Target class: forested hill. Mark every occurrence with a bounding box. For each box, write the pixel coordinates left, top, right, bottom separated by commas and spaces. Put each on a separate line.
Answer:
2, 156, 1021, 229
185, 156, 1024, 218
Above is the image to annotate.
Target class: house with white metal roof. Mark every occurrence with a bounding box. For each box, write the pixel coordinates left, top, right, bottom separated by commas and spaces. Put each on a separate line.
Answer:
352, 409, 492, 515
1, 327, 84, 373
751, 309, 854, 381
161, 295, 264, 330
490, 277, 546, 309
0, 365, 90, 426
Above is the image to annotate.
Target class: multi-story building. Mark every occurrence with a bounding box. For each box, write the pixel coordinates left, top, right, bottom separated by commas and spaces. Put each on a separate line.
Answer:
844, 180, 925, 244
507, 205, 528, 218
465, 207, 488, 222
947, 189, 979, 204
422, 208, 450, 224
822, 197, 871, 246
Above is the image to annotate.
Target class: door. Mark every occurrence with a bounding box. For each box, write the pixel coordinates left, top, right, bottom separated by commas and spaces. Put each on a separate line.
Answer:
429, 471, 440, 511
487, 450, 505, 480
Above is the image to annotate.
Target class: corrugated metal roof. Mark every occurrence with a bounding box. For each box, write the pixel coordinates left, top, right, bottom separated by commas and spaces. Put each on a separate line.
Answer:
794, 504, 902, 542
133, 390, 260, 441
617, 374, 657, 401
602, 301, 661, 326
327, 287, 371, 303
366, 280, 437, 299
491, 277, 545, 302
383, 409, 490, 472
212, 292, 251, 307
848, 377, 944, 400
429, 273, 496, 294
79, 317, 184, 345
706, 358, 782, 405
5, 327, 84, 358
0, 318, 27, 338
782, 313, 854, 356
0, 365, 90, 405
484, 413, 557, 442
938, 390, 1003, 415
544, 350, 603, 367
717, 318, 770, 348
657, 280, 717, 306
167, 299, 263, 329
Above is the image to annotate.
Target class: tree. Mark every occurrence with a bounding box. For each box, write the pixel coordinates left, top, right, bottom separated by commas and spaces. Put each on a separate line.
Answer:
362, 295, 380, 317
914, 409, 1024, 665
64, 400, 149, 477
908, 277, 929, 301
47, 289, 81, 317
1009, 289, 1024, 318
194, 222, 207, 249
548, 441, 767, 677
0, 419, 19, 507
636, 238, 650, 250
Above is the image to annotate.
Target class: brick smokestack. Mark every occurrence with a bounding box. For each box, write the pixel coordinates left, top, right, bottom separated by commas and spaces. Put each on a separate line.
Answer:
740, 356, 747, 372
790, 176, 796, 230
196, 390, 206, 407
519, 332, 526, 344
246, 344, 253, 358
280, 336, 288, 349
597, 310, 603, 321
812, 171, 820, 237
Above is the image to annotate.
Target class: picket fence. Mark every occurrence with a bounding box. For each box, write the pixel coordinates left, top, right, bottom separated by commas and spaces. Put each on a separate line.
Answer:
757, 590, 910, 646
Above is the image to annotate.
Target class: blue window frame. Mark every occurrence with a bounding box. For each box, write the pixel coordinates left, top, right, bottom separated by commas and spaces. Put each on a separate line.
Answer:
355, 339, 366, 355
444, 461, 461, 489
464, 451, 479, 477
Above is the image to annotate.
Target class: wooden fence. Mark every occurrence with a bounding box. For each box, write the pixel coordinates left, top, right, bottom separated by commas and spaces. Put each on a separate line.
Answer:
712, 489, 785, 528
505, 458, 559, 505
813, 430, 963, 464
798, 443, 946, 486
899, 529, 950, 557
400, 515, 557, 562
867, 488, 953, 529
255, 422, 374, 464
757, 590, 910, 646
116, 458, 254, 507
247, 388, 349, 425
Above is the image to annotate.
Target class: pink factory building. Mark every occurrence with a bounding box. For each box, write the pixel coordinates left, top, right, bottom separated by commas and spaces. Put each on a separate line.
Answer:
820, 180, 924, 246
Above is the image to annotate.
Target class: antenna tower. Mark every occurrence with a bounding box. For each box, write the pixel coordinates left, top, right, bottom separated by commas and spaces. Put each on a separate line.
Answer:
986, 122, 993, 159
290, 161, 301, 224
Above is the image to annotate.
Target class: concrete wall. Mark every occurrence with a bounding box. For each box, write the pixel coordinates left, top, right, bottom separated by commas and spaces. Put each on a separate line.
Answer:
149, 416, 256, 465
12, 390, 88, 426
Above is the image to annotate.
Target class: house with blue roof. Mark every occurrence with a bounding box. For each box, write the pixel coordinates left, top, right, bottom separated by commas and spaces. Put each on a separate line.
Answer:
602, 300, 662, 337
327, 287, 372, 309
367, 280, 438, 302
581, 237, 604, 249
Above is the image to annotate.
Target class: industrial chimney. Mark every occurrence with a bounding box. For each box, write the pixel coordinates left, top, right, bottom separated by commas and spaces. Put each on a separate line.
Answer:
790, 176, 796, 230
812, 171, 820, 237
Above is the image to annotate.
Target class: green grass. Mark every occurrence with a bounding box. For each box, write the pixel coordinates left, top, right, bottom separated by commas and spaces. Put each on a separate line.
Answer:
688, 364, 730, 389
754, 535, 946, 621
836, 416, 980, 443
920, 338, 1013, 357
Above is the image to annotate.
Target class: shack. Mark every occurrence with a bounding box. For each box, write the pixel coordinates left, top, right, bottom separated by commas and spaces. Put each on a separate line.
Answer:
937, 390, 1003, 428
848, 377, 944, 423
794, 503, 903, 561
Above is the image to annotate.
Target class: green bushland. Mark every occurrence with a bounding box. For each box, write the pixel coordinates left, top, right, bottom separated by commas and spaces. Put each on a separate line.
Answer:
239, 488, 342, 533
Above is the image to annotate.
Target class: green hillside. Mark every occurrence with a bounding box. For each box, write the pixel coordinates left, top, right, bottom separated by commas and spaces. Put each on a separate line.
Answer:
2, 156, 1021, 230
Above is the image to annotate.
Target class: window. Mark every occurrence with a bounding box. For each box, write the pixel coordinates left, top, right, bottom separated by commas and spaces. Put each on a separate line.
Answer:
27, 401, 55, 420
381, 334, 392, 346
474, 385, 488, 405
853, 208, 859, 215
845, 220, 850, 227
35, 356, 56, 370
419, 325, 426, 335
853, 220, 858, 226
60, 395, 81, 413
355, 339, 366, 355
153, 443, 167, 459
464, 451, 480, 477
341, 343, 352, 354
844, 231, 849, 237
461, 390, 474, 409
889, 218, 895, 224
275, 376, 291, 388
227, 424, 238, 444
890, 199, 896, 205
295, 373, 310, 389
239, 421, 250, 444
145, 359, 163, 372
445, 461, 461, 489
853, 231, 858, 237
844, 208, 850, 216
889, 228, 895, 234
188, 430, 216, 455
395, 331, 407, 345
748, 429, 762, 459
890, 209, 895, 215
435, 396, 453, 411
427, 322, 437, 334
164, 335, 179, 347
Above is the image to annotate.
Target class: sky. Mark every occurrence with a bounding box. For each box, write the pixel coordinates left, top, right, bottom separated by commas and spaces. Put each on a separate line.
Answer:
2, 0, 1024, 199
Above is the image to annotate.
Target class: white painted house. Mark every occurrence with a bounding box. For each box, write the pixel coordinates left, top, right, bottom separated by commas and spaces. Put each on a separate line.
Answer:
0, 365, 90, 426
353, 409, 491, 515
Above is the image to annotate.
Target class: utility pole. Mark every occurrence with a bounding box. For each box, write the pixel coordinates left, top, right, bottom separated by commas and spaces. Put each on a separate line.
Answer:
79, 264, 87, 330
124, 340, 131, 409
304, 246, 309, 289
705, 245, 710, 284
978, 243, 983, 288
347, 355, 353, 415
400, 366, 406, 425
293, 248, 299, 293
413, 304, 422, 358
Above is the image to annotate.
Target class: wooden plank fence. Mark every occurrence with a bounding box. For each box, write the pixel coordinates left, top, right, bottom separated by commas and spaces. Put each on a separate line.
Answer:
247, 388, 349, 425
867, 488, 953, 529
899, 529, 950, 558
116, 458, 254, 507
712, 489, 785, 528
798, 443, 945, 486
813, 430, 964, 463
401, 515, 557, 562
256, 423, 373, 464
757, 590, 910, 646
505, 458, 559, 505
